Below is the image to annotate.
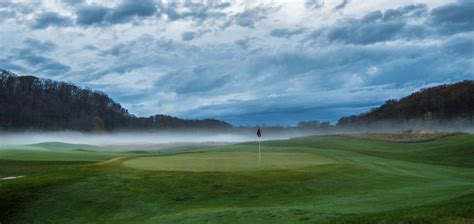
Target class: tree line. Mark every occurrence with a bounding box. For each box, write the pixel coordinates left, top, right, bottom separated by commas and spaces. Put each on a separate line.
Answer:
0, 69, 232, 131
1, 68, 472, 132
335, 80, 474, 131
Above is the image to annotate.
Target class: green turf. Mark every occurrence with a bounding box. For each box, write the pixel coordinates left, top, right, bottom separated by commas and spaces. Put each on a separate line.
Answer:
0, 133, 473, 223
0, 149, 123, 161
123, 151, 336, 172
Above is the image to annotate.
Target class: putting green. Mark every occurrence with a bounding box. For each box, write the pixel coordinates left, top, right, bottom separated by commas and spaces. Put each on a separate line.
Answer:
122, 151, 336, 172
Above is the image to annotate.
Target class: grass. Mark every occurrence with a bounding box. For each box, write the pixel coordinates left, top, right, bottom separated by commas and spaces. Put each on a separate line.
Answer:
123, 151, 335, 172
347, 132, 456, 142
0, 133, 473, 223
0, 149, 122, 161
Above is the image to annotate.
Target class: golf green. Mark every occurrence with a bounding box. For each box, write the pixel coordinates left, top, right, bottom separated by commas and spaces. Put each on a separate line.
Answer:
1, 133, 473, 223
123, 151, 336, 172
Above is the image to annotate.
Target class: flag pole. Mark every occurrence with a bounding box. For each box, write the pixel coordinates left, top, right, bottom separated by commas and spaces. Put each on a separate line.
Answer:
257, 127, 261, 163
258, 139, 261, 163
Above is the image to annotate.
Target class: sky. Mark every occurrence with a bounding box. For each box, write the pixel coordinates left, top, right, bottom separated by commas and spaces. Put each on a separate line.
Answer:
0, 0, 472, 126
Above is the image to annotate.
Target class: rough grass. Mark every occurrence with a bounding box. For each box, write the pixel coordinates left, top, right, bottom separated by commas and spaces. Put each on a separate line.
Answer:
346, 132, 456, 143
0, 133, 472, 223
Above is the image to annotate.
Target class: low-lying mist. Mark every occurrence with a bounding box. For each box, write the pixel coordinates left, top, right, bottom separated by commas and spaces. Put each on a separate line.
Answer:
0, 130, 310, 146
1, 121, 471, 148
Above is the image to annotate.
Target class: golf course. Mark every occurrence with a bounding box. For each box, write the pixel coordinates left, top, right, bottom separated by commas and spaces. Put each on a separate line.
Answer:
1, 133, 473, 223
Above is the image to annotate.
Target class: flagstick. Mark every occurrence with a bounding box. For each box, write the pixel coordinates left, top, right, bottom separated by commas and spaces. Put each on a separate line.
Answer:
258, 139, 261, 163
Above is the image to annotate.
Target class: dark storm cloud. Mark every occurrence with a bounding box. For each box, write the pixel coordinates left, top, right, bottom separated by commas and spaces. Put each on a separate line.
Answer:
264, 53, 322, 76
321, 9, 407, 44
28, 58, 70, 75
74, 0, 231, 27
383, 4, 427, 21
90, 35, 185, 82
234, 38, 253, 49
270, 28, 305, 38
441, 34, 474, 56
214, 2, 231, 9
162, 1, 227, 23
241, 33, 472, 95
107, 0, 156, 24
0, 58, 28, 74
75, 0, 156, 26
76, 4, 110, 26
305, 0, 325, 10
30, 12, 73, 29
23, 38, 57, 53
310, 2, 473, 46
429, 0, 474, 34
10, 49, 70, 75
3, 0, 272, 31
233, 6, 273, 28
181, 31, 199, 41
335, 34, 473, 87
101, 43, 132, 57
61, 0, 85, 6
326, 19, 405, 45
79, 62, 147, 83
0, 1, 37, 21
334, 0, 350, 10
0, 10, 16, 22
83, 44, 98, 51
156, 66, 231, 94
175, 75, 230, 94
3, 38, 70, 76
309, 4, 431, 45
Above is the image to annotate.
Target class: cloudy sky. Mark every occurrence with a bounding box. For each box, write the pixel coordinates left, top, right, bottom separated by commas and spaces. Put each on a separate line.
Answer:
0, 0, 472, 125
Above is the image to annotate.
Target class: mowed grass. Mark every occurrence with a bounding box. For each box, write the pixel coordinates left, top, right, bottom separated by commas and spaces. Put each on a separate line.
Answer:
123, 151, 335, 172
0, 142, 145, 163
0, 149, 121, 162
0, 133, 473, 223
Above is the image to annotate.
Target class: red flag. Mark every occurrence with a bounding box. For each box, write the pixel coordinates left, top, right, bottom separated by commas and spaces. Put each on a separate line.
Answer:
256, 128, 261, 138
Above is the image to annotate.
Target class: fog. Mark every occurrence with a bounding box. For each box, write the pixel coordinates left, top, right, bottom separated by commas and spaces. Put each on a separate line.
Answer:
0, 130, 311, 146
0, 119, 471, 148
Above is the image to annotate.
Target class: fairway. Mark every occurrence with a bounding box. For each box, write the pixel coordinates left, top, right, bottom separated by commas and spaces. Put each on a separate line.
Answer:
123, 151, 335, 172
1, 133, 473, 223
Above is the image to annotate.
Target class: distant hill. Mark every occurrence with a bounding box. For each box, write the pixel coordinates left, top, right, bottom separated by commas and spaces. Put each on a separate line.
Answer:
337, 80, 474, 130
0, 69, 232, 131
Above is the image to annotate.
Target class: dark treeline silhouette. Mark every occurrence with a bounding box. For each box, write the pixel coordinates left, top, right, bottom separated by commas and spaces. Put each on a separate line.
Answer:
1, 69, 473, 133
335, 80, 474, 132
0, 69, 232, 131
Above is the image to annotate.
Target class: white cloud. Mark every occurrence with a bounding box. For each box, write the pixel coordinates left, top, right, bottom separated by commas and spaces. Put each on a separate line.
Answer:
0, 0, 471, 124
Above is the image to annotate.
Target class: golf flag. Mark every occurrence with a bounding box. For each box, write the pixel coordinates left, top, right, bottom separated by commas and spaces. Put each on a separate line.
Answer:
257, 127, 261, 163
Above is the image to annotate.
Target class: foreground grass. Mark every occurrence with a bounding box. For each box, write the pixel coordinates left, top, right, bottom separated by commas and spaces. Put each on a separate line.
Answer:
0, 133, 473, 223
